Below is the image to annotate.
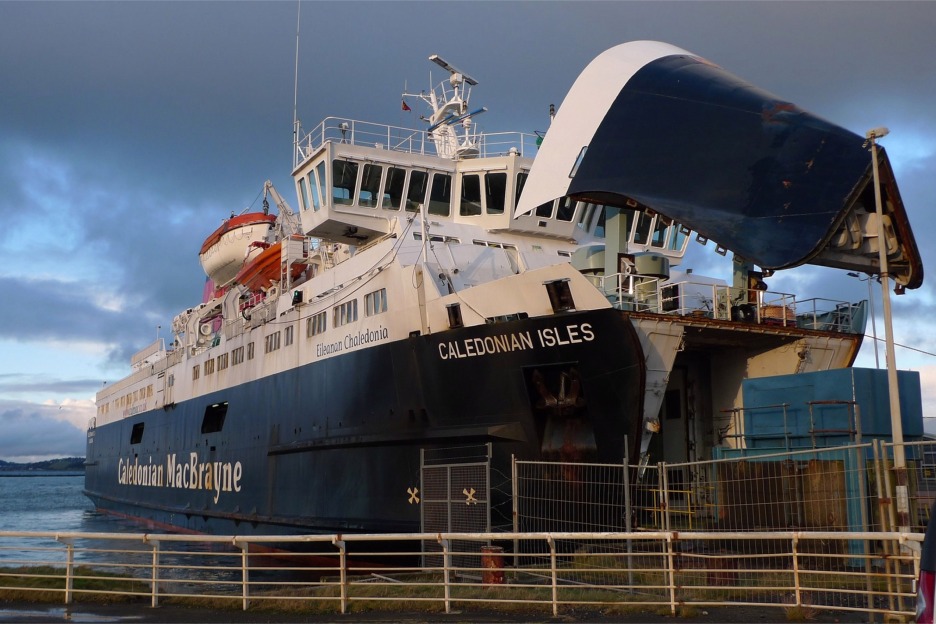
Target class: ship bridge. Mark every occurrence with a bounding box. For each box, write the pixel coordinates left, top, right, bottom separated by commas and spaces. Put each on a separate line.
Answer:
291, 116, 697, 267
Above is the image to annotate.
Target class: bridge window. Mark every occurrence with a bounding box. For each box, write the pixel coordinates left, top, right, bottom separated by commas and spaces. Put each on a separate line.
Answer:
382, 167, 406, 210
313, 162, 326, 211
485, 172, 507, 214
651, 217, 669, 248
577, 203, 596, 231
460, 174, 482, 216
428, 173, 452, 216
515, 172, 528, 206
360, 164, 383, 208
536, 199, 555, 218
594, 207, 606, 238
299, 176, 311, 211
406, 170, 428, 212
670, 225, 690, 252
332, 159, 358, 205
633, 212, 653, 245
556, 197, 576, 222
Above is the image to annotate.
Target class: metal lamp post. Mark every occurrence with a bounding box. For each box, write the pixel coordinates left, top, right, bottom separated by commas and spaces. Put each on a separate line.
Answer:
867, 127, 909, 532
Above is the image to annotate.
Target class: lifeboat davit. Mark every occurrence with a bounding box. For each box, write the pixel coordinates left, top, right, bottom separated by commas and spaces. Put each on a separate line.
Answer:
198, 213, 276, 287
234, 241, 305, 292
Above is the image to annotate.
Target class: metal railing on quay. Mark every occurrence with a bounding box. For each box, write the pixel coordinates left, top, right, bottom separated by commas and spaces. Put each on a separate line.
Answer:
0, 529, 921, 619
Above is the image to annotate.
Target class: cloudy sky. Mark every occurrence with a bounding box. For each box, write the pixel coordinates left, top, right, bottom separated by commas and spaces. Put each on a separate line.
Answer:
1, 1, 934, 462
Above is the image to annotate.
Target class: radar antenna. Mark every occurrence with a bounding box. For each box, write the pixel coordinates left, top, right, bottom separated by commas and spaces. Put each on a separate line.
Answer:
402, 55, 485, 159
428, 55, 478, 86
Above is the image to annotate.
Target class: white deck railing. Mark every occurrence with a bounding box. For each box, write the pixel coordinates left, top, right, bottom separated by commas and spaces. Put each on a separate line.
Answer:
598, 274, 864, 334
0, 530, 920, 619
295, 117, 539, 167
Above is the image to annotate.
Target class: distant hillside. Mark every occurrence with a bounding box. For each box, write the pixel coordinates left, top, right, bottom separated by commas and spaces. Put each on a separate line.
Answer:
0, 457, 85, 472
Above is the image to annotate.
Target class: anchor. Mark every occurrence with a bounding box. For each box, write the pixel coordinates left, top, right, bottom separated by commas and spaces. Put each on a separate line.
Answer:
407, 487, 420, 504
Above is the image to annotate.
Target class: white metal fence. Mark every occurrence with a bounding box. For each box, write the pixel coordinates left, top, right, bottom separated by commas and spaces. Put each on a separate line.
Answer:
4, 440, 935, 619
0, 530, 922, 619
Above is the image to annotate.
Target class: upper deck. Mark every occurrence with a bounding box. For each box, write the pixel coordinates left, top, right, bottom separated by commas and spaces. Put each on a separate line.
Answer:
294, 117, 540, 169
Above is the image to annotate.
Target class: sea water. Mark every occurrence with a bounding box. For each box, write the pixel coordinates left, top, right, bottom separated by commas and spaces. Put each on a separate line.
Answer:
0, 472, 269, 588
0, 472, 92, 534
0, 472, 151, 566
0, 471, 151, 535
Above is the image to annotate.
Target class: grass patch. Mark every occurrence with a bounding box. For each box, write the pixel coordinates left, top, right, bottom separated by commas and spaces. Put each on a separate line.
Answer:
0, 566, 150, 603
0, 562, 895, 619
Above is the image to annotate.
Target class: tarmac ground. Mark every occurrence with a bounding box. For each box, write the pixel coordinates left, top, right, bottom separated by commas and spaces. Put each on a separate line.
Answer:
0, 601, 874, 624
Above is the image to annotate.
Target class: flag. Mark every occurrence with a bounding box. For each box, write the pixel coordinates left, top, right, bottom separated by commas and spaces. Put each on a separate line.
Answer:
401, 99, 411, 112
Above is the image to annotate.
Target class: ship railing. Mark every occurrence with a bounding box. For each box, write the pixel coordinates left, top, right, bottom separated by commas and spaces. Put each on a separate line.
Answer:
295, 117, 538, 166
0, 529, 918, 620
600, 273, 862, 334
795, 298, 865, 334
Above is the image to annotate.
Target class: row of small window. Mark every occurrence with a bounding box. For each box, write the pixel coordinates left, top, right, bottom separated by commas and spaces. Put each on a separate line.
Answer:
99, 384, 155, 415
193, 344, 254, 380
264, 325, 295, 354
414, 234, 572, 260
560, 202, 688, 252
192, 288, 390, 380
298, 159, 514, 218
299, 159, 689, 251
308, 288, 387, 336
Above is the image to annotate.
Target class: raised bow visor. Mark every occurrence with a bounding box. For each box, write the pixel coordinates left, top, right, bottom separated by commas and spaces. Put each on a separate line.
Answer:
515, 41, 922, 289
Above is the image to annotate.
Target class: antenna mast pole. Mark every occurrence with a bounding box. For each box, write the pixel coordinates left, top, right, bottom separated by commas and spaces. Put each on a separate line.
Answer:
292, 1, 301, 168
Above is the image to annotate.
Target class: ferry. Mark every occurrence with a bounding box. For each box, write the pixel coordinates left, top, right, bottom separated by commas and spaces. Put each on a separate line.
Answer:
84, 41, 922, 537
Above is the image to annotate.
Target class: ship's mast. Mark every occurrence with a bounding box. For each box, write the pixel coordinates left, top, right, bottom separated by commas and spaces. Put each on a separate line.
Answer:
291, 1, 302, 168
403, 55, 486, 159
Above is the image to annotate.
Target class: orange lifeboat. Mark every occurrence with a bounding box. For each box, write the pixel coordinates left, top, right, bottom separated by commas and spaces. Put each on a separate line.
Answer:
234, 241, 305, 291
198, 213, 276, 287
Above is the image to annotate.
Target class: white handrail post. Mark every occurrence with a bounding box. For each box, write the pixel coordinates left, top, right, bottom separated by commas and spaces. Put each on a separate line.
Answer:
548, 535, 558, 617
237, 540, 250, 611
792, 534, 802, 608
62, 540, 74, 605
440, 538, 451, 614
665, 532, 676, 615
335, 538, 347, 614
511, 455, 519, 570
661, 461, 671, 531
623, 450, 635, 592
149, 539, 160, 608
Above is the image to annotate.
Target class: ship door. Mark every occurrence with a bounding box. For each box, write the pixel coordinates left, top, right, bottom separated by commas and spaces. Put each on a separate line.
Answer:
163, 372, 174, 407
658, 368, 691, 509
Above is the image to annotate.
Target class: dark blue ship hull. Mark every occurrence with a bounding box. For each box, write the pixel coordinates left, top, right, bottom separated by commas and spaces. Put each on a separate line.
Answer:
84, 308, 645, 537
